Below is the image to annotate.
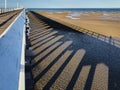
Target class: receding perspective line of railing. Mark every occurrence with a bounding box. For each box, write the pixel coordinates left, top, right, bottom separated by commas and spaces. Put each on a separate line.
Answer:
36, 12, 120, 48
0, 8, 22, 14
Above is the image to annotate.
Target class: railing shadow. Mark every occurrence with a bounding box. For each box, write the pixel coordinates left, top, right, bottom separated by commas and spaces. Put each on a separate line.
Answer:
35, 11, 120, 49
30, 27, 52, 36
27, 11, 120, 90
29, 30, 51, 40
31, 31, 58, 46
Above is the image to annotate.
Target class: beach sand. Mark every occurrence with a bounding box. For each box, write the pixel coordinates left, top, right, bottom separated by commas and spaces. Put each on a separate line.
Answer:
28, 12, 120, 90
36, 11, 120, 39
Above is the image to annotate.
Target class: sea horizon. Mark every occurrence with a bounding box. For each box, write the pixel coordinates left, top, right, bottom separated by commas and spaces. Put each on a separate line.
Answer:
27, 8, 120, 12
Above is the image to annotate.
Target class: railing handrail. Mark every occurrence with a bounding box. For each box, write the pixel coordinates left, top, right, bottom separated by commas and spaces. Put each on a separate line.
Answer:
0, 8, 22, 14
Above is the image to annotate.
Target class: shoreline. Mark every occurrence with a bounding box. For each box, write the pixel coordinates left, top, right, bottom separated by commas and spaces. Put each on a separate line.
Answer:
36, 11, 120, 39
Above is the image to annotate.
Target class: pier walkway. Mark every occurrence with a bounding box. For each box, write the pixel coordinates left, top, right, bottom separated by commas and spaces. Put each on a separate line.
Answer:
0, 9, 120, 90
0, 9, 23, 36
27, 11, 120, 90
0, 9, 25, 90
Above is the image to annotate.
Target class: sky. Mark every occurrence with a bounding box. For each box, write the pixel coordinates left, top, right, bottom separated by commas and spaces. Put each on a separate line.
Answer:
0, 0, 120, 8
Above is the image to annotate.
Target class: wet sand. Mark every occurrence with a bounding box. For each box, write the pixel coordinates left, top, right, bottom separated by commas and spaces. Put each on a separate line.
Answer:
36, 11, 120, 39
27, 11, 120, 90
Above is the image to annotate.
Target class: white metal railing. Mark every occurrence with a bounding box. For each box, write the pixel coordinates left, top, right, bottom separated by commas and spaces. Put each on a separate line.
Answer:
0, 8, 22, 14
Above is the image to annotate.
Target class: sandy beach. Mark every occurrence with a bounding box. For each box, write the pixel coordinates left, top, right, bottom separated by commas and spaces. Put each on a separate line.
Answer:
27, 11, 120, 90
36, 11, 120, 39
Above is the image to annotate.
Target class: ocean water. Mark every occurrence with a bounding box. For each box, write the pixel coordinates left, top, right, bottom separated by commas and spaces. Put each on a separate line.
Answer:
27, 8, 120, 21
27, 8, 120, 12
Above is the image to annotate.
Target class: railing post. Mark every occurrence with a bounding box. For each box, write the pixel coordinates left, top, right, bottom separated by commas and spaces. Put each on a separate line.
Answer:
0, 8, 1, 14
2, 8, 3, 13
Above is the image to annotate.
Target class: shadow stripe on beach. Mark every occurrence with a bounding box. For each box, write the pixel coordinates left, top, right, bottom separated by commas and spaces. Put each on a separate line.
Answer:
27, 11, 120, 90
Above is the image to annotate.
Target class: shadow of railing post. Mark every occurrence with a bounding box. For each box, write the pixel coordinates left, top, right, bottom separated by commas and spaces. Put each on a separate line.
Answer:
35, 11, 120, 48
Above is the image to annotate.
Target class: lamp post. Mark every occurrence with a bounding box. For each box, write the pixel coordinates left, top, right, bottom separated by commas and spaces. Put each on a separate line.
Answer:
17, 2, 19, 9
5, 0, 7, 12
5, 0, 7, 9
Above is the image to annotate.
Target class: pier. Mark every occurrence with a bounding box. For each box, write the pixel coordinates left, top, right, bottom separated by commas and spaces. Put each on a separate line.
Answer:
0, 9, 25, 90
0, 9, 120, 90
